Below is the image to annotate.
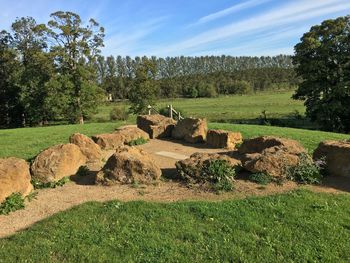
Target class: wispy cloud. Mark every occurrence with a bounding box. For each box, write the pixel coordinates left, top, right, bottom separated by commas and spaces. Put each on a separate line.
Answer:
195, 0, 272, 25
152, 0, 350, 56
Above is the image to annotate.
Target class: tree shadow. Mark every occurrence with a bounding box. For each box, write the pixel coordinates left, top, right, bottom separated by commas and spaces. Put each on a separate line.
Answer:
161, 167, 182, 181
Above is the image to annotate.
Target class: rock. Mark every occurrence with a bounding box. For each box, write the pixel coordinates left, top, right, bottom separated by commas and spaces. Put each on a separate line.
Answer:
31, 144, 87, 183
96, 146, 161, 185
69, 133, 102, 162
92, 127, 149, 150
175, 152, 241, 182
0, 158, 33, 203
137, 114, 176, 139
238, 136, 307, 177
172, 118, 208, 143
206, 129, 243, 149
313, 140, 350, 177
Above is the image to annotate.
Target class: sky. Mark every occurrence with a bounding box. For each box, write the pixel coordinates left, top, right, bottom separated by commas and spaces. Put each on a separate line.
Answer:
0, 0, 349, 57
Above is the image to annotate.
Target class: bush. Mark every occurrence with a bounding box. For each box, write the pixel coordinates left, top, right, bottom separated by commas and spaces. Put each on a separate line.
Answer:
286, 153, 324, 184
0, 193, 25, 215
128, 137, 148, 146
202, 159, 236, 192
226, 80, 252, 95
197, 82, 218, 98
249, 173, 273, 185
31, 177, 70, 189
109, 106, 129, 121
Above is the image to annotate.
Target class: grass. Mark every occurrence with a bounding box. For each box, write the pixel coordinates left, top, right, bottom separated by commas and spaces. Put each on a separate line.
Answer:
0, 190, 349, 262
94, 91, 305, 123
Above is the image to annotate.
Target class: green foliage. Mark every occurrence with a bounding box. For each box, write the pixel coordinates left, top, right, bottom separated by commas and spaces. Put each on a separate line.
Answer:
127, 137, 148, 146
76, 166, 90, 177
249, 173, 273, 185
293, 15, 350, 132
286, 153, 324, 184
202, 159, 237, 192
0, 193, 25, 215
109, 106, 129, 121
1, 191, 350, 261
196, 82, 218, 98
31, 177, 70, 189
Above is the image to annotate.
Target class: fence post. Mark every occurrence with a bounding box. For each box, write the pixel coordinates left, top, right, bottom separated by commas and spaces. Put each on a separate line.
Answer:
170, 104, 173, 119
148, 105, 152, 115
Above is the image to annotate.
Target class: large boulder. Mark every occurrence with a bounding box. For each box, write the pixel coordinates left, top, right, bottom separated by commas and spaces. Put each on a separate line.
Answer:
69, 133, 102, 162
206, 129, 243, 149
238, 136, 307, 177
137, 114, 176, 139
0, 158, 33, 203
96, 146, 161, 185
176, 152, 241, 183
172, 118, 208, 143
313, 140, 350, 177
31, 144, 87, 183
92, 127, 149, 150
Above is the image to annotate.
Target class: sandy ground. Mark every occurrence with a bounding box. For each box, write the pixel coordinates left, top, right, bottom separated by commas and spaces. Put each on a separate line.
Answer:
0, 138, 349, 238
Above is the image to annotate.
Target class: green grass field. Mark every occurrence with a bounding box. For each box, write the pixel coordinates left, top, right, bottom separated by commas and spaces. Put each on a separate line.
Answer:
93, 91, 305, 123
1, 190, 349, 262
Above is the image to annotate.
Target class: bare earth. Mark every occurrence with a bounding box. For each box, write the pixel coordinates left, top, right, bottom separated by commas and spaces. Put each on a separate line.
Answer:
1, 138, 349, 238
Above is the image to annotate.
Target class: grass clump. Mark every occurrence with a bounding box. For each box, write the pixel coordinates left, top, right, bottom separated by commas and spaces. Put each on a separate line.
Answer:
109, 106, 129, 121
286, 153, 324, 184
0, 193, 25, 215
128, 137, 148, 146
249, 173, 273, 185
202, 159, 236, 192
31, 176, 70, 190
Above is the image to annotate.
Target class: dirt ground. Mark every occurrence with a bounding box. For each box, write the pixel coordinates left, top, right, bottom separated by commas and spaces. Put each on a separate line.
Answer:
1, 138, 349, 238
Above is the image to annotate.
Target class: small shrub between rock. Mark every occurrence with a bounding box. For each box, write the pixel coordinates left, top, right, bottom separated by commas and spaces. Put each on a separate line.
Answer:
128, 137, 148, 146
31, 177, 70, 189
0, 193, 25, 215
110, 106, 129, 121
286, 153, 324, 184
202, 159, 236, 192
249, 173, 273, 185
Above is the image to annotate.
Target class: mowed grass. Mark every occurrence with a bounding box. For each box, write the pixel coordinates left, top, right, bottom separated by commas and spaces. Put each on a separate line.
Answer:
1, 190, 350, 262
0, 122, 125, 161
95, 91, 305, 122
0, 122, 348, 161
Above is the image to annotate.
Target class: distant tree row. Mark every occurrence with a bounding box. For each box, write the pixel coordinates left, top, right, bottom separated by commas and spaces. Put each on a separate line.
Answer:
96, 55, 298, 101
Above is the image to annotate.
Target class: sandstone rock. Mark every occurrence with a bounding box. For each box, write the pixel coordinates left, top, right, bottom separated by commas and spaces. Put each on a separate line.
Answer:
96, 146, 161, 185
69, 133, 102, 162
176, 152, 241, 182
92, 127, 149, 150
0, 158, 33, 203
31, 144, 87, 183
137, 114, 176, 139
172, 118, 208, 143
313, 140, 350, 177
238, 136, 307, 177
206, 129, 243, 149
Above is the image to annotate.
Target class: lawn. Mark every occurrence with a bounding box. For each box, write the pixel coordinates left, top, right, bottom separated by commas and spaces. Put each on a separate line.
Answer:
94, 91, 305, 123
0, 190, 349, 262
0, 122, 348, 161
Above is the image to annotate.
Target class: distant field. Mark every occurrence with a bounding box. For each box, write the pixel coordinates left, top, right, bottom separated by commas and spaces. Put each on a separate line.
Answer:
93, 91, 305, 123
0, 121, 348, 161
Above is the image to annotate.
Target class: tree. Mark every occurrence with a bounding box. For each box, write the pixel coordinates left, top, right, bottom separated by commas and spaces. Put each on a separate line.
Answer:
129, 57, 159, 113
46, 11, 105, 123
293, 15, 350, 132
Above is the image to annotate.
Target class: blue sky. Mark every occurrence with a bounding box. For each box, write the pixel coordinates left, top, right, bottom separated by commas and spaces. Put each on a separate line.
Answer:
0, 0, 349, 57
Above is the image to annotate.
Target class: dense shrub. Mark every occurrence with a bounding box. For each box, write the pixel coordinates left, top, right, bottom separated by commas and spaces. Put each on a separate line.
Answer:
0, 193, 25, 215
249, 173, 273, 185
197, 82, 218, 98
109, 106, 129, 121
202, 159, 236, 192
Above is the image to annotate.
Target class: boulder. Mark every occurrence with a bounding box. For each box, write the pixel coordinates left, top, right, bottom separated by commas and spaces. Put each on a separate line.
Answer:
69, 133, 102, 162
31, 144, 87, 183
137, 114, 176, 139
206, 129, 243, 149
0, 158, 33, 203
313, 140, 350, 177
96, 146, 161, 185
172, 118, 208, 143
238, 136, 307, 177
176, 152, 241, 182
92, 127, 149, 150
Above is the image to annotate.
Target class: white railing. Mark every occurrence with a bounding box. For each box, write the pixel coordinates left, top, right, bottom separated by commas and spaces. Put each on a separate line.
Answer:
147, 104, 184, 121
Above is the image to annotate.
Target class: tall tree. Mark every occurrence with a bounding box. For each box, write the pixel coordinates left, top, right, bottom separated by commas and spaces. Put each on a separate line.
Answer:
293, 15, 350, 132
46, 11, 105, 123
